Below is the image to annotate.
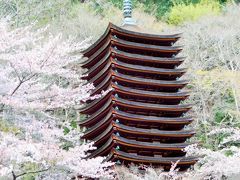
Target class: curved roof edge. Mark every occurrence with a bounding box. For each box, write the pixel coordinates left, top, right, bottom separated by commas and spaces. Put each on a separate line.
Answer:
105, 149, 197, 165
79, 108, 193, 128
87, 135, 193, 159
81, 23, 182, 57
112, 122, 195, 137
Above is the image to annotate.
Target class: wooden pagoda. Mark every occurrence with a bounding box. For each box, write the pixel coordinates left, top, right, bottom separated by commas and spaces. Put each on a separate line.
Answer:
78, 22, 197, 170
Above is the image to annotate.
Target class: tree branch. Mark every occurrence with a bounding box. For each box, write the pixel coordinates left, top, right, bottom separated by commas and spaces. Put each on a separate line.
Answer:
10, 80, 23, 96
12, 167, 50, 180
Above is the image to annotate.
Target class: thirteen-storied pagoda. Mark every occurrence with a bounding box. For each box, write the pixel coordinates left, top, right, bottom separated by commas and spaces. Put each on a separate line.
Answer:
79, 0, 197, 170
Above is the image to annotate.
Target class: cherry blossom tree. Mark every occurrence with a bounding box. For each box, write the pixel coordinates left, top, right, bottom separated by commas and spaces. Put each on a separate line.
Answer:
0, 19, 115, 179
0, 114, 115, 179
0, 19, 93, 110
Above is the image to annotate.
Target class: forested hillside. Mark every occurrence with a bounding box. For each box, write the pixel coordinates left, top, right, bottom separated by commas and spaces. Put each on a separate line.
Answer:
0, 0, 240, 179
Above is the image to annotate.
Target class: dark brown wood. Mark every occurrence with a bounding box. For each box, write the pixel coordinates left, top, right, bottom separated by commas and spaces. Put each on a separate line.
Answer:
112, 122, 195, 138
112, 84, 190, 100
83, 57, 186, 81
81, 36, 182, 68
80, 96, 191, 115
79, 23, 196, 168
87, 135, 193, 159
78, 109, 193, 128
105, 149, 197, 166
81, 23, 182, 57
111, 48, 185, 68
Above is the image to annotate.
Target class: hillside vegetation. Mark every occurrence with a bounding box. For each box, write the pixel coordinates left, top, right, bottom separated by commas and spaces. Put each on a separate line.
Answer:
0, 0, 240, 179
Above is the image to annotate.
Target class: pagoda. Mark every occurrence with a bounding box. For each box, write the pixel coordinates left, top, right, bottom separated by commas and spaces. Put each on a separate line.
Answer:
79, 0, 197, 170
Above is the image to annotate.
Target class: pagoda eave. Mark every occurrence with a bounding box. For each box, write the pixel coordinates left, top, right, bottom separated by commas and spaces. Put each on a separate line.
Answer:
113, 110, 194, 125
87, 136, 193, 159
84, 59, 186, 81
106, 149, 197, 166
113, 135, 192, 150
83, 52, 111, 77
81, 38, 182, 69
82, 115, 194, 139
112, 72, 189, 88
81, 23, 182, 57
90, 74, 188, 97
79, 99, 112, 123
79, 91, 112, 113
80, 96, 191, 115
78, 109, 193, 128
112, 84, 190, 100
112, 123, 195, 138
112, 49, 185, 67
114, 97, 192, 112
91, 75, 112, 95
82, 49, 185, 76
83, 122, 194, 142
111, 37, 182, 55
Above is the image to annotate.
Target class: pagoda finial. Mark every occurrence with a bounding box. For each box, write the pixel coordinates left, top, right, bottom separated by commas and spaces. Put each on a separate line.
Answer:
123, 0, 136, 25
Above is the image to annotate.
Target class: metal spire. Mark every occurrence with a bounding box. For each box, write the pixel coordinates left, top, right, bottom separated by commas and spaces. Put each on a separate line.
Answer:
123, 0, 136, 25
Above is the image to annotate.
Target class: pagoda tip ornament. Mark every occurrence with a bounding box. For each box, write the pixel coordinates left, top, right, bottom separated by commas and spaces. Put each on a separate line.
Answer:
123, 0, 136, 25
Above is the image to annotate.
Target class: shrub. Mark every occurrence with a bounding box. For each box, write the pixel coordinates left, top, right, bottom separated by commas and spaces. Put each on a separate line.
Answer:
167, 0, 221, 25
106, 0, 231, 23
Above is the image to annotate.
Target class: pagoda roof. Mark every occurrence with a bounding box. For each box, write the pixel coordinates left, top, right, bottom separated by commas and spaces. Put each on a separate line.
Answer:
79, 108, 193, 128
84, 58, 186, 81
114, 97, 191, 112
81, 37, 182, 68
87, 135, 192, 159
82, 112, 113, 138
88, 62, 111, 84
106, 149, 197, 165
112, 71, 189, 88
82, 109, 193, 139
112, 84, 190, 100
112, 59, 186, 76
86, 122, 194, 142
114, 110, 193, 125
111, 37, 182, 53
81, 42, 109, 68
89, 71, 188, 94
114, 135, 191, 150
84, 85, 190, 106
80, 96, 191, 114
87, 137, 114, 158
93, 124, 113, 146
79, 98, 112, 126
91, 73, 112, 95
82, 23, 182, 57
91, 123, 195, 146
83, 51, 111, 78
79, 91, 112, 113
111, 49, 185, 66
81, 47, 184, 69
113, 122, 195, 138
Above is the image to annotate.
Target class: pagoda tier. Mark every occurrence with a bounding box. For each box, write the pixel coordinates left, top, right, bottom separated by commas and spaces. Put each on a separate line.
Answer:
79, 23, 197, 169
